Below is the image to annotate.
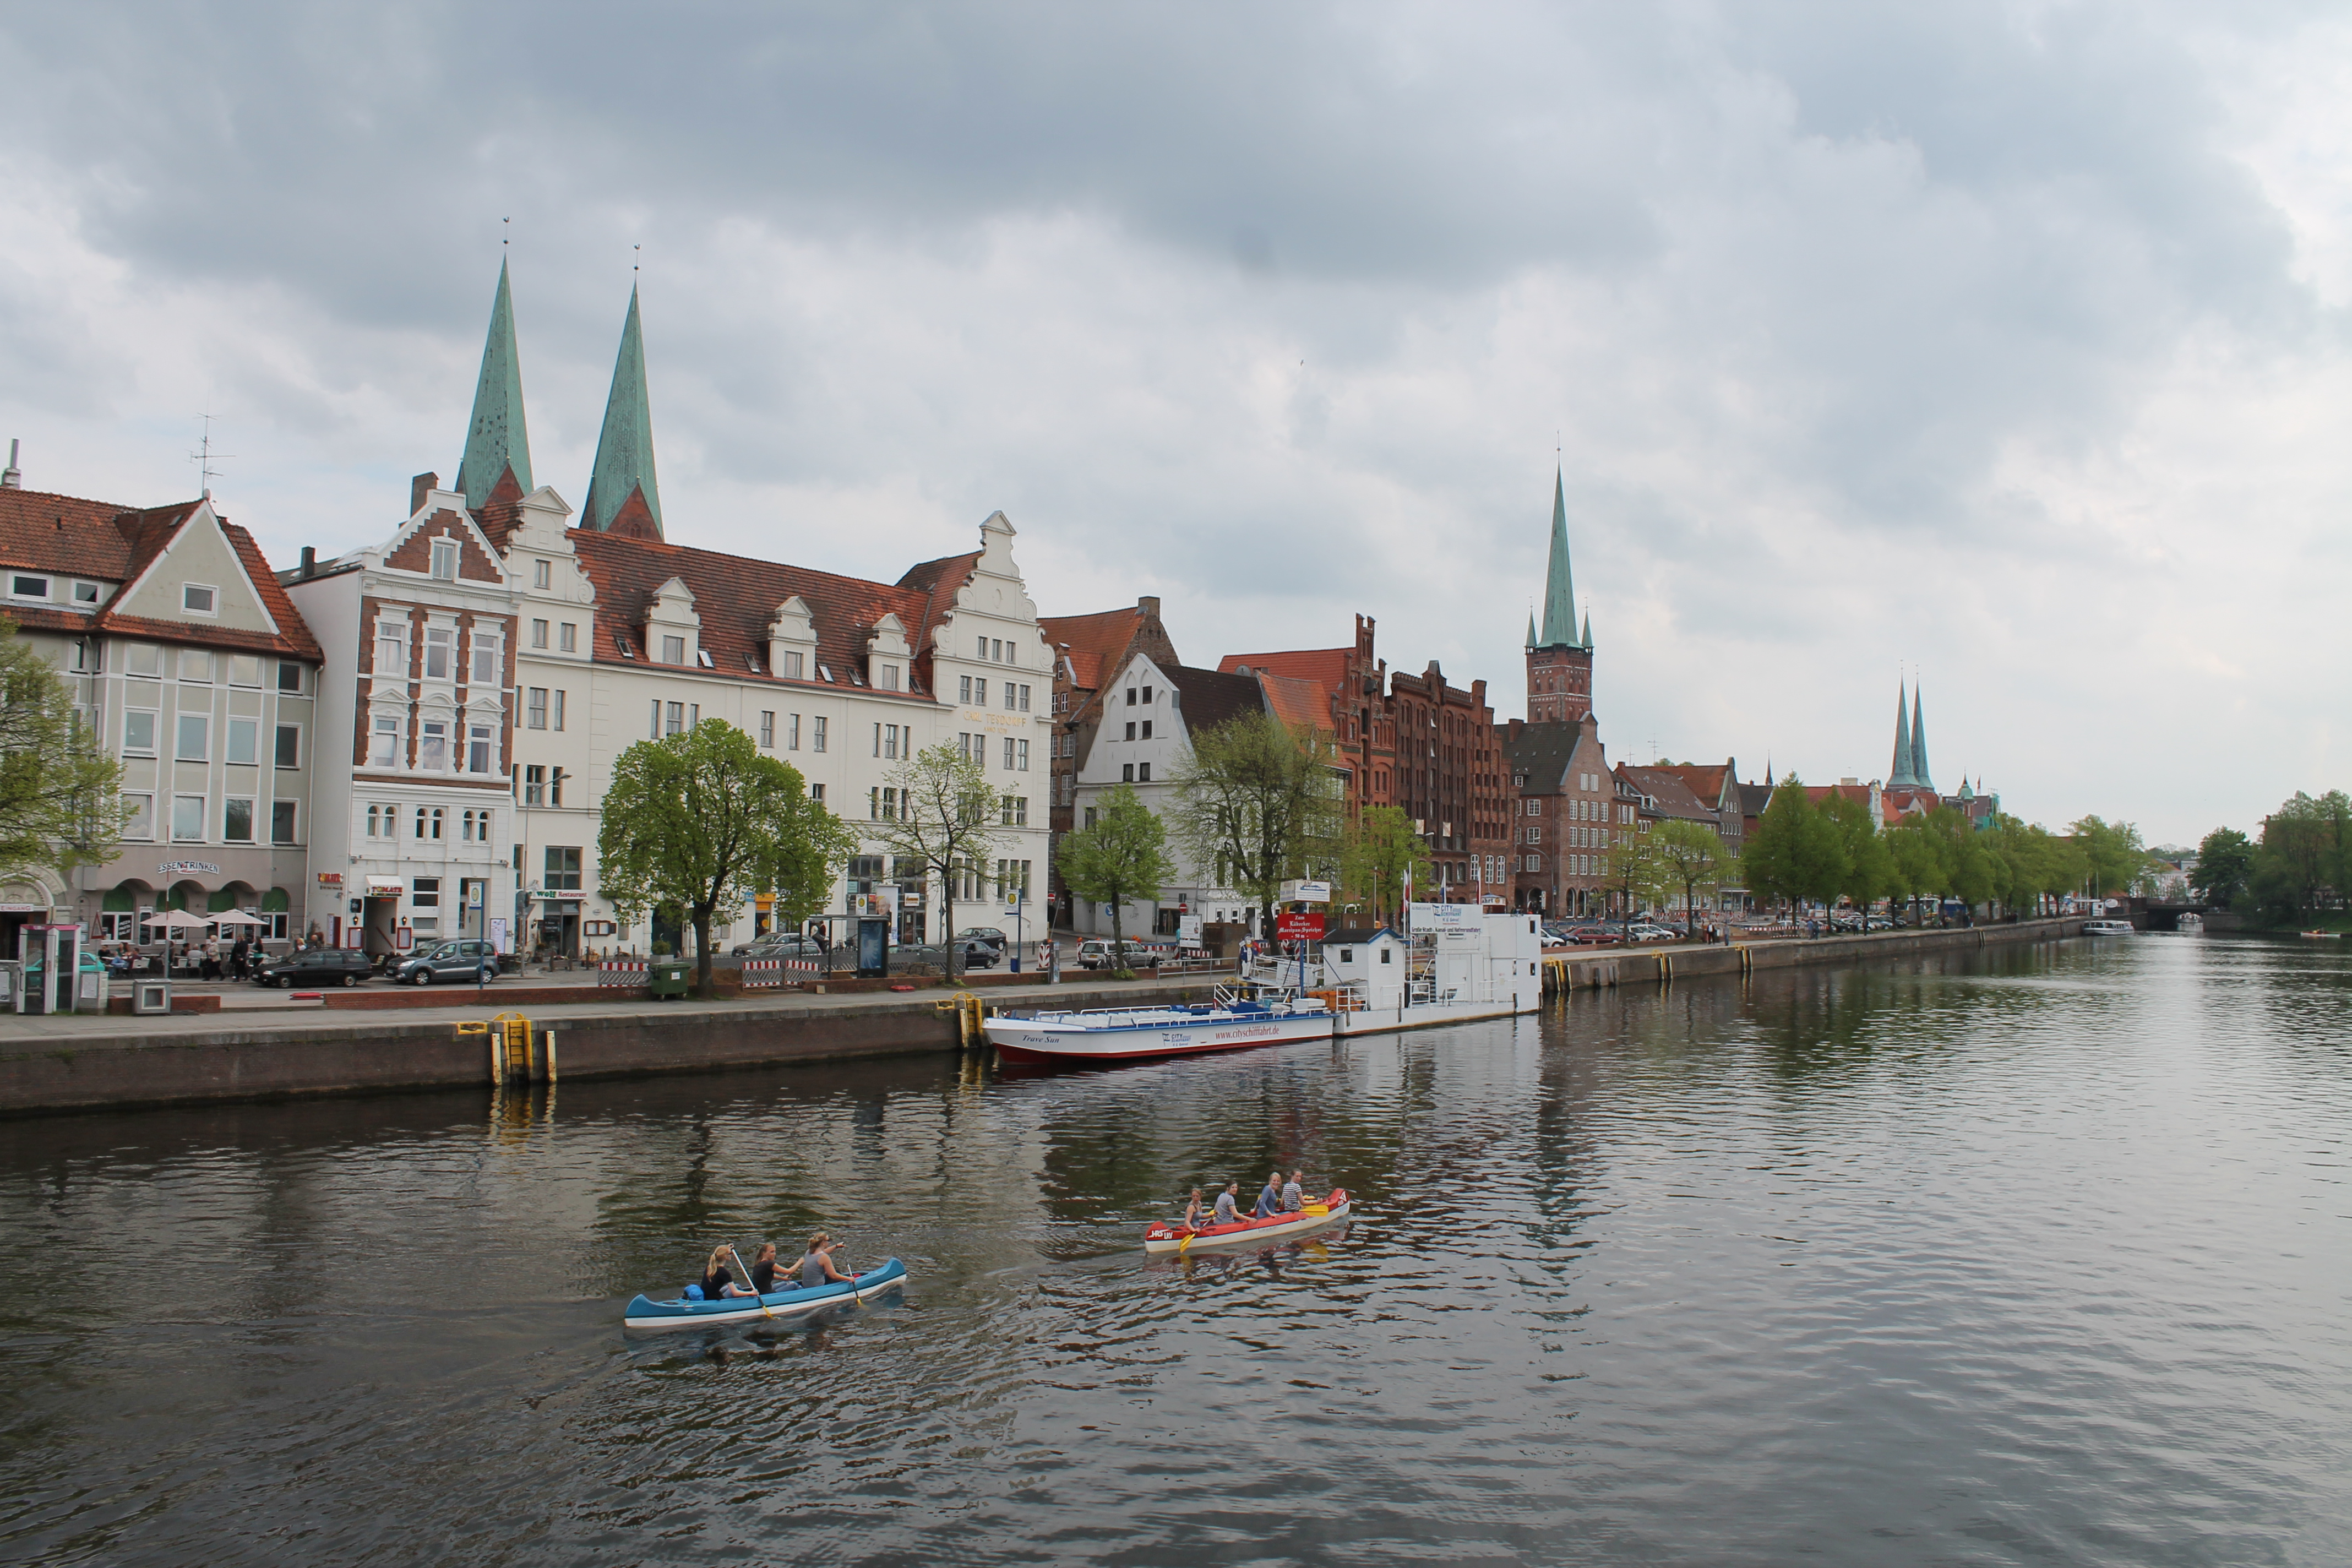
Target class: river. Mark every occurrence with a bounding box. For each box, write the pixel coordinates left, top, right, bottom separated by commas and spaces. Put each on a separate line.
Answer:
2, 935, 2346, 1565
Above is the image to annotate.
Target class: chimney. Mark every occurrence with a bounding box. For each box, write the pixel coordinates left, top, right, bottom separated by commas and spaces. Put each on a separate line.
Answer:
299, 546, 316, 579
1, 438, 19, 489
1139, 595, 1160, 619
410, 471, 439, 514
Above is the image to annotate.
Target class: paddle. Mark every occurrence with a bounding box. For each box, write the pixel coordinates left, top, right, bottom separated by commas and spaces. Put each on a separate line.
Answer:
727, 1245, 778, 1321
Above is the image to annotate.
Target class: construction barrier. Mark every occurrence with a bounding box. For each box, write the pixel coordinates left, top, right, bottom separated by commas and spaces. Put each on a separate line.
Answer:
739, 957, 825, 989
597, 959, 650, 986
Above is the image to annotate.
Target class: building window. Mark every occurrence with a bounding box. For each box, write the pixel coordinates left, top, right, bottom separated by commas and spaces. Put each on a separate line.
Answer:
1000, 796, 1027, 827
869, 786, 899, 821
228, 655, 262, 687
959, 675, 972, 704
1141, 721, 1152, 740
879, 663, 900, 690
1122, 763, 1134, 782
533, 559, 552, 590
1083, 807, 1097, 829
1137, 761, 1151, 782
424, 627, 453, 680
124, 709, 157, 754
664, 701, 685, 737
776, 650, 802, 679
377, 621, 408, 675
224, 797, 255, 843
1126, 688, 1136, 706
528, 688, 548, 729
419, 720, 448, 772
470, 631, 502, 685
176, 714, 208, 761
182, 584, 217, 615
660, 634, 686, 666
181, 650, 214, 683
224, 717, 257, 766
123, 793, 154, 840
972, 678, 987, 709
172, 793, 206, 841
559, 622, 577, 653
371, 715, 401, 769
551, 690, 565, 731
759, 711, 775, 748
1125, 722, 1136, 742
549, 767, 565, 807
461, 808, 488, 842
412, 875, 441, 914
545, 846, 582, 891
524, 765, 546, 807
785, 713, 801, 750
1016, 738, 1030, 771
415, 806, 444, 840
467, 725, 493, 774
10, 574, 51, 600
429, 540, 458, 580
808, 782, 824, 803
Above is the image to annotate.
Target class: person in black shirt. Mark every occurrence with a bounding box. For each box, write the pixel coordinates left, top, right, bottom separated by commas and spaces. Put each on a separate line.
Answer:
737, 1243, 780, 1297
698, 1245, 735, 1301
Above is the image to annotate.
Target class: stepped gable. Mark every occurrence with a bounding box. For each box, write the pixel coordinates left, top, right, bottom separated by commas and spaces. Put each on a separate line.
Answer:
569, 529, 955, 699
1163, 662, 1267, 732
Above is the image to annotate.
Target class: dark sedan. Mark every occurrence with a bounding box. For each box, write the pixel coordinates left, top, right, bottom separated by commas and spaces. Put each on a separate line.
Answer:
254, 948, 377, 988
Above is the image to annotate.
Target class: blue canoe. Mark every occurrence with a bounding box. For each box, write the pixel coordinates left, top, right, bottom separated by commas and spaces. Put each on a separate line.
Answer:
623, 1257, 909, 1331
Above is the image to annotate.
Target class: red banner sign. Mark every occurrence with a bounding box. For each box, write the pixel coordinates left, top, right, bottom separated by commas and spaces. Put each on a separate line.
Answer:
1275, 911, 1326, 942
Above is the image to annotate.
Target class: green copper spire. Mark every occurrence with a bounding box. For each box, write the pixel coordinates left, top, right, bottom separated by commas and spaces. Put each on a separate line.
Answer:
582, 286, 662, 536
453, 258, 532, 510
1537, 469, 1579, 648
1525, 611, 1538, 648
1888, 682, 1918, 788
1580, 609, 1592, 649
1910, 688, 1933, 792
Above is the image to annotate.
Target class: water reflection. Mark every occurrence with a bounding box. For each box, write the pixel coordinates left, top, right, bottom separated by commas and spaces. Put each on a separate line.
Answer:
2, 936, 2348, 1566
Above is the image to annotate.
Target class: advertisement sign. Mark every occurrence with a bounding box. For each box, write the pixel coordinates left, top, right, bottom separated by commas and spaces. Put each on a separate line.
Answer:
157, 861, 221, 878
1281, 880, 1332, 904
1275, 911, 1326, 942
487, 917, 509, 955
364, 876, 404, 896
316, 872, 343, 888
1179, 914, 1202, 947
1409, 902, 1480, 937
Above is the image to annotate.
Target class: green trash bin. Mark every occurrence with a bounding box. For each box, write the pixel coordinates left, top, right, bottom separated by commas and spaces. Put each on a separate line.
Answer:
649, 959, 693, 999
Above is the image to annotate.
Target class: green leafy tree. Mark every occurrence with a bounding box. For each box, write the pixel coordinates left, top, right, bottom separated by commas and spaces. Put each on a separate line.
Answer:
0, 616, 125, 887
873, 742, 1003, 980
2192, 827, 2255, 910
1883, 817, 1947, 923
2247, 791, 2352, 926
598, 720, 858, 995
1923, 805, 1996, 917
1741, 776, 1847, 915
1170, 710, 1343, 933
1340, 804, 1432, 926
1601, 823, 1670, 916
2070, 815, 2147, 899
1058, 783, 1176, 974
1819, 792, 1890, 921
1988, 815, 2082, 917
1647, 818, 1734, 928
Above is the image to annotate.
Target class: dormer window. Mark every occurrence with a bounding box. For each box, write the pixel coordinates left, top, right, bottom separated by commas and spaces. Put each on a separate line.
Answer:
9, 574, 49, 601
661, 635, 685, 666
879, 664, 900, 690
72, 580, 99, 605
780, 651, 804, 679
532, 559, 551, 590
429, 540, 458, 580
697, 649, 715, 669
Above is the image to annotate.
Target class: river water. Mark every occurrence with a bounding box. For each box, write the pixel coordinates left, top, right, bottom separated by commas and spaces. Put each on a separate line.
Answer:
2, 935, 2346, 1566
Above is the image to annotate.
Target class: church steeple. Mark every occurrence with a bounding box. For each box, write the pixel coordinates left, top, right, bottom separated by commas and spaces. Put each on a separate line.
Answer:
453, 258, 532, 511
582, 286, 663, 537
1910, 688, 1934, 792
1888, 682, 1918, 788
1538, 469, 1581, 649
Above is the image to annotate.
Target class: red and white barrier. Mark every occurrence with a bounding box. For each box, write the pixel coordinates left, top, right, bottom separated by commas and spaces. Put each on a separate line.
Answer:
739, 957, 824, 988
597, 959, 650, 987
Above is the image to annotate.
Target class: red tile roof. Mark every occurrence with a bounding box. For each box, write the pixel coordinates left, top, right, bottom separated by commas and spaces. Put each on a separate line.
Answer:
0, 488, 319, 661
568, 529, 970, 700
1259, 671, 1334, 733
1041, 606, 1148, 694
1217, 647, 1349, 693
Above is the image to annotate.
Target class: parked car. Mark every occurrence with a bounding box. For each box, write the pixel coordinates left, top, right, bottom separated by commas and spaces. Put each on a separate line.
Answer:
955, 927, 1010, 956
1569, 927, 1625, 946
733, 933, 826, 962
1075, 938, 1157, 969
391, 939, 500, 987
255, 948, 377, 988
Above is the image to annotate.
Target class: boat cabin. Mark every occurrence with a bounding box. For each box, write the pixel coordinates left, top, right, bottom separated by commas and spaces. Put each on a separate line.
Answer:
1321, 927, 1407, 1010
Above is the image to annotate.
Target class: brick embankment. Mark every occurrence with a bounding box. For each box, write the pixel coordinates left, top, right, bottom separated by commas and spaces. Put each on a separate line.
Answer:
1542, 916, 2084, 993
0, 977, 1223, 1118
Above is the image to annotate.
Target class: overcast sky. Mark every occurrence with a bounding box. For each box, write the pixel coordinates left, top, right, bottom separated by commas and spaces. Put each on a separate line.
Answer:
3, 2, 2346, 846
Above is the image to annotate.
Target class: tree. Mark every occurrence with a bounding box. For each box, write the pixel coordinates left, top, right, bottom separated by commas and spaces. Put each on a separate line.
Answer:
1988, 815, 2082, 917
1819, 792, 1890, 921
1601, 824, 1670, 917
1058, 783, 1177, 973
1340, 804, 1431, 926
1741, 776, 1846, 915
598, 720, 857, 996
2192, 827, 2255, 910
1170, 710, 1343, 933
1883, 817, 1947, 923
872, 742, 1003, 980
1647, 818, 1733, 929
2247, 791, 2352, 926
0, 615, 125, 888
2070, 815, 2147, 899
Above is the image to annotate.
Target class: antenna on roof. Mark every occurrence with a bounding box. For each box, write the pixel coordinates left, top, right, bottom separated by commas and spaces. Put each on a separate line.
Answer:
189, 414, 231, 499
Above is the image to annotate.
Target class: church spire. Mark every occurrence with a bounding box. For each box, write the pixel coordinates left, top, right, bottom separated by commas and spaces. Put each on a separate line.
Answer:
1525, 611, 1538, 648
1580, 608, 1592, 649
1537, 468, 1578, 647
1910, 687, 1934, 792
582, 286, 662, 537
1888, 682, 1918, 788
454, 258, 532, 511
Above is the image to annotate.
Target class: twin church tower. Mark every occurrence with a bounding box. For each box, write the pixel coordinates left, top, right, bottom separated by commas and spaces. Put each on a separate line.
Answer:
450, 260, 665, 540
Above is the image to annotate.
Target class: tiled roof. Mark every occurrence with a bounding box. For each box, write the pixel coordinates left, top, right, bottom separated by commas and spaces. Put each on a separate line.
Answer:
568, 529, 965, 699
1502, 720, 1589, 789
1259, 671, 1333, 733
1217, 647, 1349, 692
1040, 605, 1147, 695
1648, 763, 1733, 808
1619, 764, 1719, 823
1164, 662, 1267, 736
1736, 782, 1775, 819
0, 489, 319, 660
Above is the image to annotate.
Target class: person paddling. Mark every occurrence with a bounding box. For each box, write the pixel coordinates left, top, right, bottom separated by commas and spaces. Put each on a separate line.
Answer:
1211, 1182, 1242, 1227
798, 1232, 854, 1288
1281, 1170, 1305, 1212
1253, 1170, 1284, 1219
698, 1244, 736, 1301
1182, 1189, 1207, 1230
722, 1242, 781, 1298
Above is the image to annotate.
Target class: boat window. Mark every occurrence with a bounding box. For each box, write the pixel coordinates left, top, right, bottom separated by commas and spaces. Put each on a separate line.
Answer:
1381, 949, 1393, 963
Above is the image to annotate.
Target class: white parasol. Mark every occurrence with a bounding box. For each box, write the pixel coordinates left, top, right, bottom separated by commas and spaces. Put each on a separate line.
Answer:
208, 909, 269, 928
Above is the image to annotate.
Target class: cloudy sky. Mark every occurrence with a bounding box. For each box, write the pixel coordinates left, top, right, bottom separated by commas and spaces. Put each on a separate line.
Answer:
2, 2, 2346, 845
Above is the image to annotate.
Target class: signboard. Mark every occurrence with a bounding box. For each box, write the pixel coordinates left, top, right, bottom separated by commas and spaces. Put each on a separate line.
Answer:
1179, 914, 1202, 947
364, 876, 404, 895
851, 889, 897, 920
487, 917, 509, 955
394, 928, 415, 951
537, 890, 585, 901
1409, 901, 1480, 935
343, 927, 364, 949
1275, 911, 1326, 942
316, 872, 343, 887
0, 902, 46, 914
1281, 880, 1332, 904
158, 861, 221, 877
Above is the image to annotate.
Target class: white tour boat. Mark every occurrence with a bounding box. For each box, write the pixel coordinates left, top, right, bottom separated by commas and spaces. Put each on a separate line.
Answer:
2081, 918, 2136, 937
983, 907, 1542, 1066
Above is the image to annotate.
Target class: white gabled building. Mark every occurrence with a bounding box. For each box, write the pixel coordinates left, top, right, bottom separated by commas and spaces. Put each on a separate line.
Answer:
295, 263, 1055, 959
